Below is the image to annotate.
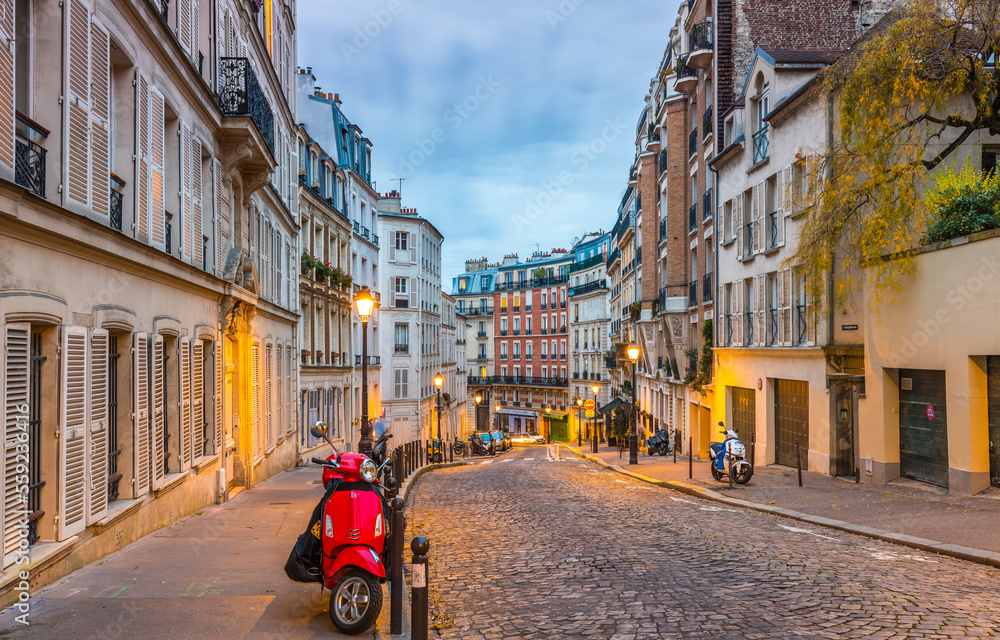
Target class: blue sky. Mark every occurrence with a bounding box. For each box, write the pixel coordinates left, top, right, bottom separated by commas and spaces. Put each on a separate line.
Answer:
298, 0, 679, 282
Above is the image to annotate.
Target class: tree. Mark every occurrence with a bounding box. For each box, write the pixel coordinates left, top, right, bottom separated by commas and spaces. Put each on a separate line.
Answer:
794, 0, 1000, 303
689, 319, 714, 393
610, 406, 631, 456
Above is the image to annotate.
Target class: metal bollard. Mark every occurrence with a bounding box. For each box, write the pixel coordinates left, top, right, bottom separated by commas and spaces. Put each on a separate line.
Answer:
728, 455, 733, 489
420, 441, 425, 467
751, 432, 756, 469
689, 436, 693, 480
673, 430, 677, 464
390, 497, 405, 634
796, 436, 803, 487
410, 536, 430, 640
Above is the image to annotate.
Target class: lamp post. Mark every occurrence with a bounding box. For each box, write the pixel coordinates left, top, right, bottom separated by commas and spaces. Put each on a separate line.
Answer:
545, 406, 551, 444
474, 393, 482, 433
627, 343, 640, 465
494, 403, 500, 432
355, 287, 378, 456
433, 374, 443, 442
576, 398, 583, 447
592, 383, 600, 453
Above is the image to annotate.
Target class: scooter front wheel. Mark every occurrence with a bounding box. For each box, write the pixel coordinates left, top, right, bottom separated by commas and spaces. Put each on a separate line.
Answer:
710, 466, 722, 481
329, 569, 383, 635
432, 453, 443, 463
731, 463, 753, 485
657, 443, 669, 456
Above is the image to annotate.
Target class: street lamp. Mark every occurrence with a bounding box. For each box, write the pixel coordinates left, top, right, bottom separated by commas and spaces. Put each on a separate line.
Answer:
355, 286, 378, 457
474, 393, 482, 433
434, 374, 444, 441
627, 343, 640, 465
576, 397, 583, 447
494, 403, 500, 432
592, 383, 600, 454
545, 406, 551, 444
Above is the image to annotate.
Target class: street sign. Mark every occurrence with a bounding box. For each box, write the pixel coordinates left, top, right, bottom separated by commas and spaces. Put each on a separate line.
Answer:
584, 399, 595, 418
926, 404, 935, 422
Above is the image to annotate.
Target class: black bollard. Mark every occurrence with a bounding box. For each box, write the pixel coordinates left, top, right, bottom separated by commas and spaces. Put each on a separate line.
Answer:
411, 536, 430, 640
728, 454, 733, 489
673, 429, 677, 464
448, 441, 453, 463
390, 497, 405, 634
796, 436, 803, 487
751, 432, 756, 469
396, 448, 404, 489
689, 436, 693, 480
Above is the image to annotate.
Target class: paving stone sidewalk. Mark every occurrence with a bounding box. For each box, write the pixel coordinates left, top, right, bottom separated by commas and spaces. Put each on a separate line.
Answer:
564, 443, 1000, 558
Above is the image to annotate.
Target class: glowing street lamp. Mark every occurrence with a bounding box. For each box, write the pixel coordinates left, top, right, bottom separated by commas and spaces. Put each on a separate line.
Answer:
495, 403, 501, 432
592, 383, 600, 453
474, 393, 482, 432
545, 406, 552, 444
354, 286, 378, 456
627, 343, 640, 465
434, 374, 444, 441
576, 397, 584, 446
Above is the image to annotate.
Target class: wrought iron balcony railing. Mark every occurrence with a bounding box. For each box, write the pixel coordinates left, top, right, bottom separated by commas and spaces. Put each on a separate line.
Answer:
14, 114, 47, 198
703, 273, 713, 302
660, 217, 667, 242
797, 304, 808, 345
745, 314, 755, 347
724, 314, 734, 346
702, 106, 713, 137
689, 203, 697, 232
689, 127, 698, 157
689, 20, 713, 51
110, 189, 123, 231
218, 58, 275, 157
568, 280, 608, 297
703, 188, 713, 220
743, 221, 755, 258
752, 124, 769, 164
689, 281, 697, 306
659, 149, 668, 174
769, 309, 779, 346
767, 211, 778, 250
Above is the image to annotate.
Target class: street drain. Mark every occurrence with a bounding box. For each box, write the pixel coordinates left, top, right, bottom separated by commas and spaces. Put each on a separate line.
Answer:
270, 502, 291, 505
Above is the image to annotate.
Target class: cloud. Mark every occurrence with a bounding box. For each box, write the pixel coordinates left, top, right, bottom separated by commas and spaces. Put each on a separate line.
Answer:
298, 0, 678, 280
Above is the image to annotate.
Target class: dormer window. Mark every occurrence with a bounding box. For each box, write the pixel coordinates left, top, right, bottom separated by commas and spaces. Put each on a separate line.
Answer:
751, 74, 770, 164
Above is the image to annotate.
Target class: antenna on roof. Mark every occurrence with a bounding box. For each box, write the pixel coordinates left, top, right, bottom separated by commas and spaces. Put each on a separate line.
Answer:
528, 242, 540, 253
394, 177, 405, 196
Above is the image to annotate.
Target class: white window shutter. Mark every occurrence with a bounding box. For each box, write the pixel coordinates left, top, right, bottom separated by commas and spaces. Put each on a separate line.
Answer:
3, 324, 30, 565
735, 194, 743, 257
252, 344, 261, 459
59, 326, 88, 539
65, 0, 91, 213
192, 339, 204, 460
265, 344, 273, 451
192, 138, 203, 268
0, 0, 14, 175
190, 0, 199, 63
135, 74, 150, 241
133, 332, 150, 496
733, 281, 742, 346
215, 339, 223, 455
89, 19, 110, 219
781, 269, 792, 345
87, 328, 109, 524
275, 343, 283, 441
214, 158, 227, 275
151, 335, 165, 489
750, 183, 760, 254
149, 88, 166, 250
286, 348, 294, 436
216, 6, 226, 92
180, 123, 193, 261
179, 336, 192, 472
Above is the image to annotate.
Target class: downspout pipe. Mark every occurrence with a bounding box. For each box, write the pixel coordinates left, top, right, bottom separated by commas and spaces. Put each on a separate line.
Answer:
826, 92, 836, 348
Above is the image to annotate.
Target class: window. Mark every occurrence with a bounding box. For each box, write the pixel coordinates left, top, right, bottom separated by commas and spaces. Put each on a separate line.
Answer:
394, 324, 408, 353
395, 231, 408, 250
394, 369, 408, 399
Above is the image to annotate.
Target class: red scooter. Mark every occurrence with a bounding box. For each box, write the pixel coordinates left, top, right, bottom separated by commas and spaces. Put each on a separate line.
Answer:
285, 422, 393, 635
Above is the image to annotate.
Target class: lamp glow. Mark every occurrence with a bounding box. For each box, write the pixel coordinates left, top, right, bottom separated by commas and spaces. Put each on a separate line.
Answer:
627, 343, 640, 362
434, 374, 444, 388
592, 384, 600, 396
354, 287, 377, 320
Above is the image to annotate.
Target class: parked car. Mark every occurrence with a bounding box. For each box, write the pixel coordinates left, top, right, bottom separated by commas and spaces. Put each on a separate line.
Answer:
489, 430, 509, 451
511, 431, 545, 445
471, 431, 498, 454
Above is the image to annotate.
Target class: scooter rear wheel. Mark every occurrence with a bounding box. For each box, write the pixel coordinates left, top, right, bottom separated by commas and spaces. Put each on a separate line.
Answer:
432, 453, 443, 463
657, 443, 668, 456
329, 569, 383, 635
710, 466, 722, 481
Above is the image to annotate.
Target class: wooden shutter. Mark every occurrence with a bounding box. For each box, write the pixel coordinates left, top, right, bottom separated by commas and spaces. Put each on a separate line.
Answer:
192, 340, 204, 461
750, 183, 760, 254
180, 123, 192, 261
286, 348, 294, 435
735, 193, 743, 258
0, 0, 14, 174
149, 88, 166, 250
87, 328, 109, 524
775, 171, 785, 246
783, 165, 793, 215
178, 0, 192, 57
214, 158, 227, 275
732, 282, 742, 346
216, 6, 226, 91
179, 336, 192, 471
135, 74, 150, 240
192, 139, 203, 268
265, 344, 273, 451
215, 338, 223, 454
780, 269, 792, 345
133, 333, 150, 496
191, 0, 199, 63
275, 342, 282, 440
151, 335, 165, 489
65, 0, 91, 212
252, 344, 261, 459
3, 324, 30, 564
59, 327, 88, 539
89, 19, 111, 219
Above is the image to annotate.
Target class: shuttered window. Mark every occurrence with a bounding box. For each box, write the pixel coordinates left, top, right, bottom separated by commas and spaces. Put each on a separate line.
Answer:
180, 124, 193, 261
179, 336, 192, 471
87, 329, 109, 525
192, 340, 205, 460
0, 0, 14, 172
265, 344, 274, 451
133, 333, 150, 497
215, 339, 224, 455
286, 347, 294, 436
58, 328, 88, 539
151, 335, 165, 488
214, 158, 227, 275
275, 342, 283, 441
3, 324, 30, 566
252, 343, 262, 460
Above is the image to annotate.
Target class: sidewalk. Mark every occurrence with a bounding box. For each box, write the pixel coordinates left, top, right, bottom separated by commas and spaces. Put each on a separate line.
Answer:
567, 444, 1000, 565
0, 466, 399, 639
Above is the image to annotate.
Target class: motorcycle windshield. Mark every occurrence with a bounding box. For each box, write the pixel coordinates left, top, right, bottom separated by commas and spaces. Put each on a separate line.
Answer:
371, 417, 388, 440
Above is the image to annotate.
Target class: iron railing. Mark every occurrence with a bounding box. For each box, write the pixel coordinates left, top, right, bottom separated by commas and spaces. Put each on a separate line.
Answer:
797, 304, 808, 344
752, 124, 769, 164
467, 375, 568, 387
159, 0, 169, 23
15, 136, 46, 198
394, 343, 408, 354
724, 314, 733, 346
703, 188, 713, 220
689, 20, 713, 51
689, 203, 697, 232
495, 274, 569, 291
744, 221, 754, 258
769, 309, 779, 345
767, 211, 778, 249
110, 189, 123, 231
703, 273, 713, 302
689, 281, 697, 306
660, 218, 667, 242
659, 149, 668, 174
353, 355, 381, 366
689, 127, 698, 157
702, 106, 713, 137
165, 212, 173, 255
218, 58, 275, 157
569, 280, 607, 297
745, 314, 755, 346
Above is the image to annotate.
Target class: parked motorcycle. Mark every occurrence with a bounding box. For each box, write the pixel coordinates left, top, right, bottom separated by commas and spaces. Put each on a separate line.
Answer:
427, 439, 445, 463
451, 437, 465, 456
709, 422, 753, 484
467, 432, 492, 456
285, 422, 394, 635
645, 428, 671, 456
370, 418, 393, 469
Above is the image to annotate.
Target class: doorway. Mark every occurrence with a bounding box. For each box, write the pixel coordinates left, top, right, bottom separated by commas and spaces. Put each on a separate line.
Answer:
987, 358, 1000, 488
899, 369, 949, 488
775, 379, 809, 467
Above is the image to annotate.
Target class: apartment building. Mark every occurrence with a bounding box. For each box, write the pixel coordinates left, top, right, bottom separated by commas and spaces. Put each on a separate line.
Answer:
296, 124, 353, 461
0, 0, 299, 595
377, 193, 445, 442
568, 232, 612, 439
437, 294, 468, 440
454, 259, 499, 432
297, 72, 382, 448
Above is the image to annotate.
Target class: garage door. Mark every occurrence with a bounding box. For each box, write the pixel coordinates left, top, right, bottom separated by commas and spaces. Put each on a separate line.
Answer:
775, 380, 809, 467
730, 387, 755, 442
899, 369, 949, 489
988, 358, 1000, 488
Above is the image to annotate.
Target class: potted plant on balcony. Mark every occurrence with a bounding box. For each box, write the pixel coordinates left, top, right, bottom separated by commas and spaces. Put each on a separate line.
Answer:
315, 261, 332, 284
629, 301, 641, 322
533, 267, 547, 281
301, 250, 317, 276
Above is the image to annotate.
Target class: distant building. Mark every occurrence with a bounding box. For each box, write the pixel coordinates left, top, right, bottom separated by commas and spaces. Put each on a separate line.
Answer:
453, 259, 500, 433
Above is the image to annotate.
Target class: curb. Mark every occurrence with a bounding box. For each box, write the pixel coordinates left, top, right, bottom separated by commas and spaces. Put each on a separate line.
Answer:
399, 461, 467, 506
565, 446, 1000, 570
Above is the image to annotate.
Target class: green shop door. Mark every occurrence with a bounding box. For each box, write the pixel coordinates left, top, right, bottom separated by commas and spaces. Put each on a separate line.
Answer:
775, 380, 809, 467
899, 369, 949, 489
730, 387, 756, 443
988, 358, 1000, 488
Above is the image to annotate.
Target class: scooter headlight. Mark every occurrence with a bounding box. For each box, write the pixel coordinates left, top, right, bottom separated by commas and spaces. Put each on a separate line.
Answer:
360, 458, 378, 483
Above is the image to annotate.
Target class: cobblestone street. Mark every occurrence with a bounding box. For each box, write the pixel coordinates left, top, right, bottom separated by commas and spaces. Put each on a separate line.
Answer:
406, 447, 1000, 640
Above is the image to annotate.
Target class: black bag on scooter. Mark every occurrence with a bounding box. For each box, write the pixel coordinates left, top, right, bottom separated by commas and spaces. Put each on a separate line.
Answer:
284, 479, 339, 584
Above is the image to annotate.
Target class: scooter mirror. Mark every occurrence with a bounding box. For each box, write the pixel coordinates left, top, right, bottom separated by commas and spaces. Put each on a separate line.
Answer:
310, 421, 328, 439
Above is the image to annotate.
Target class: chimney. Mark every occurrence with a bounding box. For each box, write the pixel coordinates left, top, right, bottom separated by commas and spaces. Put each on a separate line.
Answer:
334, 93, 342, 105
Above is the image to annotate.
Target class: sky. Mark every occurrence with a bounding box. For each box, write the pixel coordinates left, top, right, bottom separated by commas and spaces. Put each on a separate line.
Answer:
297, 0, 680, 284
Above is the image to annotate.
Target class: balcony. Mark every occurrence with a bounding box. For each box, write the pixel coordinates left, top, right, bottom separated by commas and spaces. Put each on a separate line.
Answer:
218, 58, 275, 158
689, 281, 698, 307
500, 353, 508, 360
689, 127, 698, 158
110, 186, 124, 232
513, 305, 520, 312
675, 56, 697, 93
659, 218, 667, 243
689, 203, 697, 232
513, 353, 521, 361
703, 273, 713, 302
703, 188, 713, 220
541, 354, 548, 360
354, 355, 381, 366
541, 303, 548, 311
702, 106, 714, 140
797, 304, 808, 345
526, 328, 533, 335
767, 211, 779, 250
724, 314, 734, 346
373, 234, 379, 246
743, 222, 755, 259
14, 114, 48, 198
745, 314, 755, 347
477, 331, 487, 338
500, 329, 508, 336
559, 326, 567, 333
560, 300, 567, 309
568, 280, 608, 297
526, 305, 532, 312
569, 253, 605, 273
541, 328, 548, 335
752, 124, 770, 164
687, 21, 713, 69
560, 354, 567, 361
769, 308, 779, 346
495, 274, 569, 292
513, 329, 520, 336
463, 306, 494, 317
394, 343, 409, 354
659, 150, 668, 176
490, 376, 568, 388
